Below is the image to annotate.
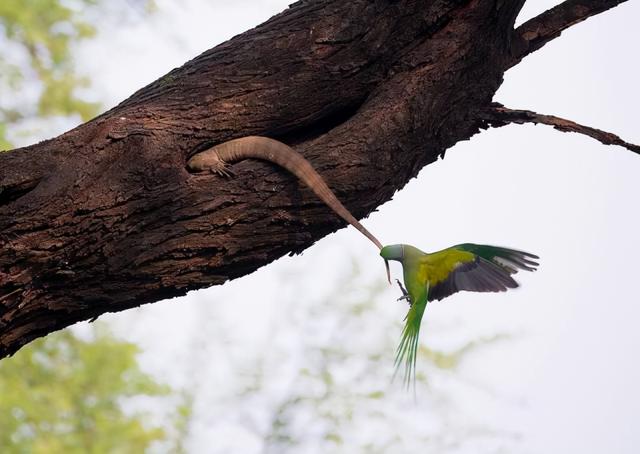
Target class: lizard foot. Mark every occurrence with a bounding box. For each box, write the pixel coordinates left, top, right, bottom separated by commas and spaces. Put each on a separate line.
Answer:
211, 162, 234, 178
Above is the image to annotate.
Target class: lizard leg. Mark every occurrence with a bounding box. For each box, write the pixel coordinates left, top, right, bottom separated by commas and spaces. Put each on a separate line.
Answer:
210, 160, 235, 178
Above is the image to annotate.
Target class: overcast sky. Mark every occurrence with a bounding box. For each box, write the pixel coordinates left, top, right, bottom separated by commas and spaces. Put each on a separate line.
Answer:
21, 1, 640, 452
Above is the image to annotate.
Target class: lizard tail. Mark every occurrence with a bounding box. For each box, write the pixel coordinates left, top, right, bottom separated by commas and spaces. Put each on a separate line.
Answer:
210, 136, 384, 251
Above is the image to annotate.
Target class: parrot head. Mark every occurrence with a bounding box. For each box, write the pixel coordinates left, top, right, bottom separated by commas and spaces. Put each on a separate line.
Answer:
380, 244, 404, 262
380, 244, 405, 284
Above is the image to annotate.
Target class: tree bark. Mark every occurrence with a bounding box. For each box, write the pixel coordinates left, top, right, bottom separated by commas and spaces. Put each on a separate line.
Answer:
0, 0, 634, 358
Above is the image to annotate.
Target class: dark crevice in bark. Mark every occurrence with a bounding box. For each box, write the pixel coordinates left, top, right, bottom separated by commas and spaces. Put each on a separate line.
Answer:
0, 178, 41, 207
0, 0, 631, 358
276, 98, 368, 147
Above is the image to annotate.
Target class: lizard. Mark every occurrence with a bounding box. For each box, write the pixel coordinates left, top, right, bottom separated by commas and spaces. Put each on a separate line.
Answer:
187, 135, 390, 280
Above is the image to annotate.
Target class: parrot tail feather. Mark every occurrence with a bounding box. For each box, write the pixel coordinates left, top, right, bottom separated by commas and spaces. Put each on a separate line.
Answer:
393, 284, 429, 390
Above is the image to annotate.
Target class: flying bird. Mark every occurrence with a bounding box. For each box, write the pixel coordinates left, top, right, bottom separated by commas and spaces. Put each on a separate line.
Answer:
380, 243, 539, 387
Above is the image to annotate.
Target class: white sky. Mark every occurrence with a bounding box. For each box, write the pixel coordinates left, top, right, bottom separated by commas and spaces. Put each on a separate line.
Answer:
19, 1, 640, 452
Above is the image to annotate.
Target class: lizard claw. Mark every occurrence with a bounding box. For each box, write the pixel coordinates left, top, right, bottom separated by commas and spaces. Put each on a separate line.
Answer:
212, 162, 234, 178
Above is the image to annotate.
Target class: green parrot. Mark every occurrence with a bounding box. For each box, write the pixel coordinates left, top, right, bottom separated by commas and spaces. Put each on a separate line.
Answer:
380, 243, 539, 386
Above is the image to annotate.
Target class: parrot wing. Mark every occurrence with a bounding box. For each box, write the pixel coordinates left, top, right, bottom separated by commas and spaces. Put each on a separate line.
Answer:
426, 244, 539, 301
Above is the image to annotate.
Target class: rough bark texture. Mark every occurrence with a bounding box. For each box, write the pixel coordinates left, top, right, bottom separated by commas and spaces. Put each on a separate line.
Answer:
0, 0, 633, 358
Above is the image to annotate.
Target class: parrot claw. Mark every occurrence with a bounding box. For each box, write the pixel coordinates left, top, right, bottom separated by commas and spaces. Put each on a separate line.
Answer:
395, 279, 410, 304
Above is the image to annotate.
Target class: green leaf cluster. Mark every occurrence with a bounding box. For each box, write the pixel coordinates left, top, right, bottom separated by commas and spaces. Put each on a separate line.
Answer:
0, 0, 102, 149
0, 324, 172, 453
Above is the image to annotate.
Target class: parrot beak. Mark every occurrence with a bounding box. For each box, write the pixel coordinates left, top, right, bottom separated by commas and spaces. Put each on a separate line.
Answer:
385, 259, 391, 284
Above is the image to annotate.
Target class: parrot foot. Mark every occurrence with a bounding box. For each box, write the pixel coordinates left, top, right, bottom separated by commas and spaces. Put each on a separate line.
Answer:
395, 279, 410, 304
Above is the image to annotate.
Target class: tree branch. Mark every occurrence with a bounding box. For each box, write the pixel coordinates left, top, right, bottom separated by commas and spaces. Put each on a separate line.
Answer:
0, 0, 522, 358
0, 0, 632, 358
482, 103, 640, 155
510, 0, 629, 65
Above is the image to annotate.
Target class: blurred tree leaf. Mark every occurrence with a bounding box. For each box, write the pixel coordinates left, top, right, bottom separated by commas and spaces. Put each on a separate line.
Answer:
0, 324, 172, 453
0, 0, 101, 148
0, 0, 153, 149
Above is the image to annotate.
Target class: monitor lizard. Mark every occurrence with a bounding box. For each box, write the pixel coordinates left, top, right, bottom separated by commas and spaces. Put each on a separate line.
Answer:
187, 136, 387, 275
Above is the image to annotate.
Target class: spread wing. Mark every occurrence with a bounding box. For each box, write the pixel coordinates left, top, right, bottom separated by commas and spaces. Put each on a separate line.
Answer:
426, 244, 539, 301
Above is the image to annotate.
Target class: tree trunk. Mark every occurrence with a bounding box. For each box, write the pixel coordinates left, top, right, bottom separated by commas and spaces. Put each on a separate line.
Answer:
0, 0, 631, 358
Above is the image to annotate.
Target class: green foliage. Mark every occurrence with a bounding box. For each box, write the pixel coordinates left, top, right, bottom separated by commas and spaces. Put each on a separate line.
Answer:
0, 0, 104, 148
0, 123, 12, 150
0, 324, 173, 453
0, 0, 154, 150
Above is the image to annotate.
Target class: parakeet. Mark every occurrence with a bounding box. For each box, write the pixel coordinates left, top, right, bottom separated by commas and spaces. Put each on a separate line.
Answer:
380, 243, 539, 386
